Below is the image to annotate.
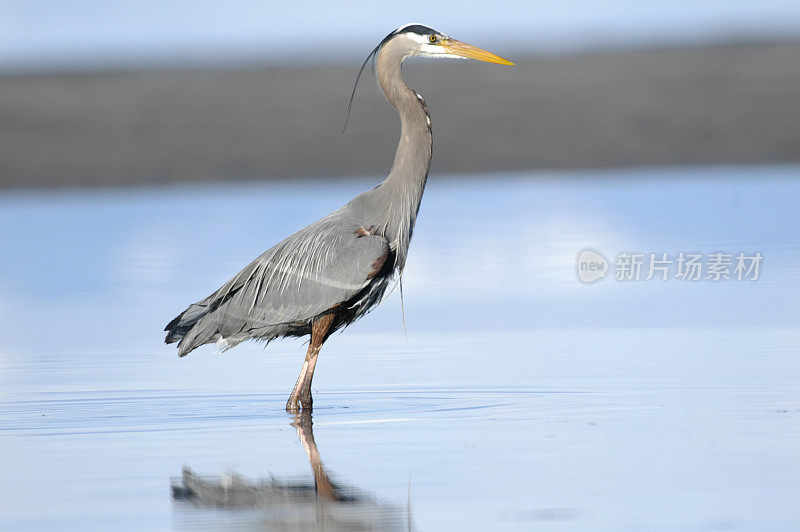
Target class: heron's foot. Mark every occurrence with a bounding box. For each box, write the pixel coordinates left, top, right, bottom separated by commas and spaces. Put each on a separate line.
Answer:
286, 396, 300, 413
299, 389, 313, 412
285, 391, 313, 413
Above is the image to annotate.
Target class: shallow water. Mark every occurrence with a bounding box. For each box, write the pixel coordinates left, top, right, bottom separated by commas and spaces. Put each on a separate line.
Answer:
1, 166, 799, 530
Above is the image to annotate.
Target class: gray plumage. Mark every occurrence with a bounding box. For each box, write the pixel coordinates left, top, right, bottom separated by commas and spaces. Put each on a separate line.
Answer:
166, 29, 433, 357
164, 24, 512, 410
165, 218, 392, 356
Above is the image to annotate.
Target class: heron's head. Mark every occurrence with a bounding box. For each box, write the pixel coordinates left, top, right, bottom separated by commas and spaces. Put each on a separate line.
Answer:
342, 24, 512, 133
379, 23, 514, 65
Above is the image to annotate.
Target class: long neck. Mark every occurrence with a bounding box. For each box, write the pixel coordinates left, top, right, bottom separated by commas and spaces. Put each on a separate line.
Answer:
375, 42, 433, 270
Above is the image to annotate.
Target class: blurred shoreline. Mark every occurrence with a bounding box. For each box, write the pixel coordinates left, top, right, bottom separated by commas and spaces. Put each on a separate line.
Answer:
2, 40, 799, 190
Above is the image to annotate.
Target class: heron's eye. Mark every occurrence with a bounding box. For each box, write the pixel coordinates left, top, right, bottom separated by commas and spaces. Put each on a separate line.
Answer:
429, 35, 437, 43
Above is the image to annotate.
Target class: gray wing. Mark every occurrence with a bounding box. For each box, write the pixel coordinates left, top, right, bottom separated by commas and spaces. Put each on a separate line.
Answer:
166, 220, 389, 357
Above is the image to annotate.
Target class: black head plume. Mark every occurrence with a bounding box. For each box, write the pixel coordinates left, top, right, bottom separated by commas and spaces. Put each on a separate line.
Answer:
341, 24, 438, 134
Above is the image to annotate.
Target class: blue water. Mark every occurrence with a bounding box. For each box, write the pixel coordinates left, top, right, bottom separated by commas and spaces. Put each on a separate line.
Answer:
1, 166, 799, 530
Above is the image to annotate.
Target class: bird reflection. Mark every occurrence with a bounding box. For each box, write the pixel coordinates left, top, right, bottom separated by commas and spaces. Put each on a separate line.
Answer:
172, 411, 413, 531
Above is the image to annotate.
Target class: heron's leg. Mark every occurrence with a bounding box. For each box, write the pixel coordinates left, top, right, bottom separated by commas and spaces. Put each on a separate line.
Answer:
286, 313, 335, 412
286, 356, 312, 412
298, 313, 335, 410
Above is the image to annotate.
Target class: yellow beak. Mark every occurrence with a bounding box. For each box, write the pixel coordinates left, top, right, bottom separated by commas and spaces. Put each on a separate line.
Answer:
442, 39, 514, 66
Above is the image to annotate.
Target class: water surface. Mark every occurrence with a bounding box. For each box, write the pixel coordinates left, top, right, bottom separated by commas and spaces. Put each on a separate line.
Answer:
1, 166, 799, 530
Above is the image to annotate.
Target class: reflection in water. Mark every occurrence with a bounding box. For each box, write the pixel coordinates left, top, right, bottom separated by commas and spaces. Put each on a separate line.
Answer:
172, 412, 414, 531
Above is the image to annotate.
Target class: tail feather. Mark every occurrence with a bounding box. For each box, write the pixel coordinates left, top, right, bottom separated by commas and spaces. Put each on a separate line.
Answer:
176, 313, 222, 357
166, 278, 252, 355
164, 311, 190, 344
165, 303, 216, 355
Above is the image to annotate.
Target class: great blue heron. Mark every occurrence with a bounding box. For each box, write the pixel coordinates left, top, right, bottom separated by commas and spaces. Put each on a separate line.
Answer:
165, 23, 513, 412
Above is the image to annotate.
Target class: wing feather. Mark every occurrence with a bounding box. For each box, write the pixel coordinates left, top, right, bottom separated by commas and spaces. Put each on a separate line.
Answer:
168, 220, 390, 356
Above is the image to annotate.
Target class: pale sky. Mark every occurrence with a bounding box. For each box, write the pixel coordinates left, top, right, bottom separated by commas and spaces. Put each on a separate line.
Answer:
2, 0, 800, 71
